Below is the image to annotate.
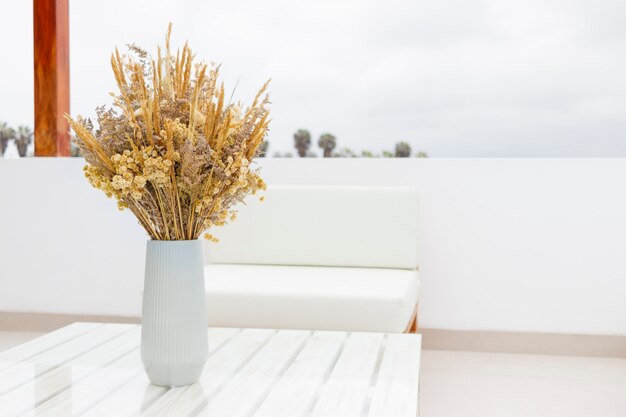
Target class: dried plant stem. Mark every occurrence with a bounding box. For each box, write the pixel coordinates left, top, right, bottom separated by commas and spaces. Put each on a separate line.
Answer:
66, 25, 269, 240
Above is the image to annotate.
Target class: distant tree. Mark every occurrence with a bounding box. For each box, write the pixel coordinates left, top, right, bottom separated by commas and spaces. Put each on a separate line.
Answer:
15, 126, 33, 157
293, 129, 311, 157
334, 147, 357, 158
318, 133, 337, 157
361, 150, 375, 157
283, 152, 294, 158
395, 141, 411, 158
70, 142, 82, 157
0, 122, 15, 156
272, 151, 283, 158
258, 141, 269, 157
382, 150, 394, 158
306, 151, 318, 157
416, 151, 428, 158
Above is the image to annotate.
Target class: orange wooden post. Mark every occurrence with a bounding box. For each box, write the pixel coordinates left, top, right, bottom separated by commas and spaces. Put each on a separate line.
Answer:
34, 0, 70, 156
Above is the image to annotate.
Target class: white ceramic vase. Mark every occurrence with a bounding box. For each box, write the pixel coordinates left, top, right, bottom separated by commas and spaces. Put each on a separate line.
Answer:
141, 239, 208, 387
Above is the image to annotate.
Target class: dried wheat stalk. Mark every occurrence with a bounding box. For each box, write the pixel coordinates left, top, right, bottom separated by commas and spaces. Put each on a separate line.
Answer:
66, 24, 270, 240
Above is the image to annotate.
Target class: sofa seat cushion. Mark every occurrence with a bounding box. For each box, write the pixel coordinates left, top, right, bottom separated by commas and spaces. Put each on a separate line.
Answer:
204, 264, 419, 333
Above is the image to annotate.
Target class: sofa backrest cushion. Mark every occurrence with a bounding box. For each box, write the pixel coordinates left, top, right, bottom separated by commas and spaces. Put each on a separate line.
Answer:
204, 185, 419, 269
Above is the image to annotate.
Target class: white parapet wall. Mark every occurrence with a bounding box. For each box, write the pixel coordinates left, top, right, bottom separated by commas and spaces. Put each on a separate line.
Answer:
1, 158, 625, 336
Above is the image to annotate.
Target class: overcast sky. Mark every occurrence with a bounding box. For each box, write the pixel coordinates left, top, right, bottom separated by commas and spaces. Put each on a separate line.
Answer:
3, 0, 626, 156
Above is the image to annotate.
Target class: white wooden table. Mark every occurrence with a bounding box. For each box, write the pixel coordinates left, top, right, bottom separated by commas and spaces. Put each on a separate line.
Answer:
0, 323, 421, 416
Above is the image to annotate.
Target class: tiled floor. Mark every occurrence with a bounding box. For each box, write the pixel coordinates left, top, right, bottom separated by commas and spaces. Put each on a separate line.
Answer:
420, 350, 626, 417
1, 331, 625, 417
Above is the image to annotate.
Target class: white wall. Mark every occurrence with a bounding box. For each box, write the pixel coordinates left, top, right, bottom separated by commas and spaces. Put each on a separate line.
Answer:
1, 158, 625, 336
0, 159, 146, 319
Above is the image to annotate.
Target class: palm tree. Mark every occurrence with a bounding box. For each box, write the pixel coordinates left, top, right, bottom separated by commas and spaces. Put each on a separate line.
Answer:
293, 129, 311, 157
395, 141, 411, 157
258, 141, 269, 157
334, 147, 357, 158
318, 133, 336, 157
70, 142, 83, 157
15, 126, 33, 157
0, 122, 16, 156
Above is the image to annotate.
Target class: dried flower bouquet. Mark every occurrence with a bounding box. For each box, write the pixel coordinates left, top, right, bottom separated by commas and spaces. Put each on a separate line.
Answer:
67, 25, 270, 241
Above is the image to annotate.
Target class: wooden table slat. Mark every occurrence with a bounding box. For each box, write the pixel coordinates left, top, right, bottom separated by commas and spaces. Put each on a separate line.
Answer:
367, 334, 421, 417
0, 324, 134, 397
80, 328, 240, 417
25, 347, 141, 416
141, 329, 275, 417
195, 330, 310, 417
0, 324, 421, 417
253, 331, 346, 417
309, 333, 386, 417
0, 323, 102, 370
0, 327, 139, 416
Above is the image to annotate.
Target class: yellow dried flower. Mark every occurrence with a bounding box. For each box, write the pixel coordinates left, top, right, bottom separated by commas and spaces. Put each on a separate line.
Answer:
203, 233, 219, 243
134, 176, 147, 188
65, 24, 270, 240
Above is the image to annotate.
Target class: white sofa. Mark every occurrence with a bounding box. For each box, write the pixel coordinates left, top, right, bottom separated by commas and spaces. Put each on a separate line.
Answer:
204, 186, 420, 333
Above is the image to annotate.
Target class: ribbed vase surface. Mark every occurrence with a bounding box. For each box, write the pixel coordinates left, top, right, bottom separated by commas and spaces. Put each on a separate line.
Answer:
141, 239, 208, 386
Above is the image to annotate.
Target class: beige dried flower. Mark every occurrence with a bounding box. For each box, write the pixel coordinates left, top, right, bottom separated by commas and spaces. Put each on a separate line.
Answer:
66, 24, 270, 240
